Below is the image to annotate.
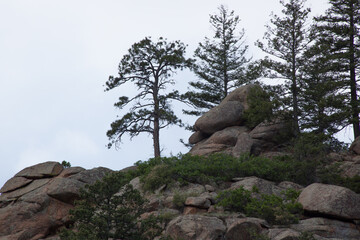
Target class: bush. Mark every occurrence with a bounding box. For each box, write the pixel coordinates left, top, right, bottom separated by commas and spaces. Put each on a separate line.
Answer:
137, 153, 314, 192
216, 187, 303, 225
60, 171, 162, 240
318, 163, 360, 193
243, 85, 274, 129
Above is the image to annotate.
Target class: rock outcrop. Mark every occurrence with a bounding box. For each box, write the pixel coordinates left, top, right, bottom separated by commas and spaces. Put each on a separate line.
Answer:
189, 84, 291, 157
0, 161, 359, 240
0, 161, 111, 240
298, 183, 360, 221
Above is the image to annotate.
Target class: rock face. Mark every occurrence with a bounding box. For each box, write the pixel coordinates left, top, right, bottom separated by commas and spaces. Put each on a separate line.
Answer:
0, 161, 112, 240
298, 183, 360, 220
189, 85, 291, 157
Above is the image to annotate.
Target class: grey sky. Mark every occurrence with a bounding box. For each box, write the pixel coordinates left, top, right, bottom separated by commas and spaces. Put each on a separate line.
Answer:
0, 0, 336, 188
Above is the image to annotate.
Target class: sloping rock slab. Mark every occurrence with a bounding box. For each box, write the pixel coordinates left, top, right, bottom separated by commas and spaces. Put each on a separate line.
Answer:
166, 215, 226, 240
189, 141, 231, 156
290, 218, 360, 240
0, 178, 51, 202
298, 183, 360, 220
15, 161, 63, 179
0, 177, 33, 193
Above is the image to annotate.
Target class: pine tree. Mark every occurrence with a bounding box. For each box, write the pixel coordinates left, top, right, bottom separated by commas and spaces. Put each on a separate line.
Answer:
184, 5, 252, 116
300, 34, 349, 135
105, 37, 193, 158
314, 0, 360, 139
256, 0, 311, 136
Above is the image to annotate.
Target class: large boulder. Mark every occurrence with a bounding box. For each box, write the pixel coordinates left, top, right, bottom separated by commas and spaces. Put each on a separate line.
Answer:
0, 163, 112, 240
195, 101, 245, 135
194, 85, 257, 135
166, 215, 226, 240
298, 183, 360, 221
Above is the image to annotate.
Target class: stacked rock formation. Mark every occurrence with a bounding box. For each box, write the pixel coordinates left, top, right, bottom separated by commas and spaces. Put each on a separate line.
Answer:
189, 84, 291, 157
0, 161, 111, 240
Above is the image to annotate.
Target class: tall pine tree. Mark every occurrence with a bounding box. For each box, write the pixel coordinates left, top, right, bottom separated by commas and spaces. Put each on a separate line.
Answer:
184, 5, 252, 116
256, 0, 311, 136
314, 0, 360, 139
300, 34, 349, 136
105, 37, 192, 158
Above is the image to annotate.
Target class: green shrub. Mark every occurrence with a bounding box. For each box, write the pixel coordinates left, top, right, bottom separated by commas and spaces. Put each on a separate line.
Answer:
318, 163, 360, 193
138, 153, 305, 192
61, 160, 71, 168
60, 171, 163, 240
216, 187, 302, 225
136, 150, 356, 193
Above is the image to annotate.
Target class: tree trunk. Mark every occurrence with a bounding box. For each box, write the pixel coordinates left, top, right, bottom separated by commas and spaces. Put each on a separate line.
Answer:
153, 76, 161, 158
291, 26, 300, 137
349, 4, 360, 138
153, 115, 161, 158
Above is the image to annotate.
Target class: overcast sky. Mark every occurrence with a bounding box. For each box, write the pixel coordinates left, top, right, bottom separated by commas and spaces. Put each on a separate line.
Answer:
0, 0, 342, 188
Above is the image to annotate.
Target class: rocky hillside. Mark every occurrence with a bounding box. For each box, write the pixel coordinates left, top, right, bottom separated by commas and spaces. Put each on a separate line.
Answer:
0, 85, 359, 240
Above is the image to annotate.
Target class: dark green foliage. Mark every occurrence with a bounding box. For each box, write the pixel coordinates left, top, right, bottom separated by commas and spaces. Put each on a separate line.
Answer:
61, 160, 71, 168
136, 153, 326, 192
216, 187, 303, 225
313, 0, 360, 138
318, 163, 360, 193
256, 0, 311, 135
60, 172, 162, 240
242, 85, 277, 129
105, 37, 193, 157
183, 5, 255, 116
300, 37, 349, 136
